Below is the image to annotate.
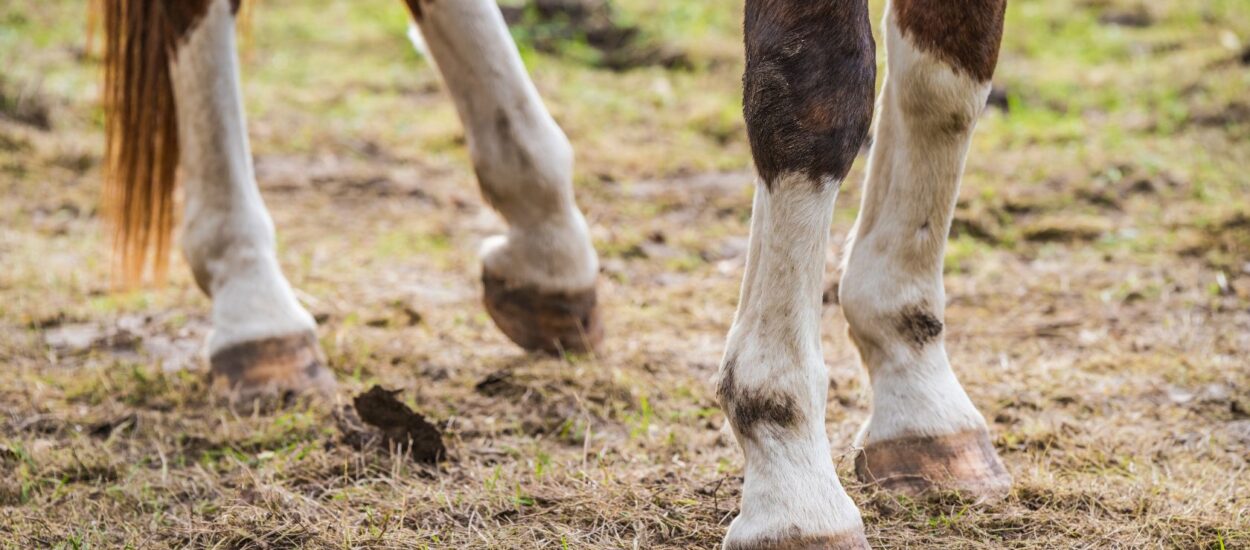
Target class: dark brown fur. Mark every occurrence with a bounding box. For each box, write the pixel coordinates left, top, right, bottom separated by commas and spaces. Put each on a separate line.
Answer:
717, 356, 802, 438
893, 0, 1006, 82
896, 302, 943, 347
402, 0, 426, 21
163, 0, 242, 39
743, 0, 876, 188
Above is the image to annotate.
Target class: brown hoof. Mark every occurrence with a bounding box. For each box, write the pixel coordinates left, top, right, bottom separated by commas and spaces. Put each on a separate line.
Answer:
855, 428, 1010, 501
482, 270, 602, 355
725, 531, 871, 550
209, 331, 336, 402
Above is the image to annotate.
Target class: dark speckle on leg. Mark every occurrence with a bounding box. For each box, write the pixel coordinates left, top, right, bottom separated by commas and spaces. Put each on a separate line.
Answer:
940, 109, 975, 136
718, 355, 803, 438
897, 302, 943, 348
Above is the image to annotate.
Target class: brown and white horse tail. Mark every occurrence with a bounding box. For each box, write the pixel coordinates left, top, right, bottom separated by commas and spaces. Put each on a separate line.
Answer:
99, 0, 183, 286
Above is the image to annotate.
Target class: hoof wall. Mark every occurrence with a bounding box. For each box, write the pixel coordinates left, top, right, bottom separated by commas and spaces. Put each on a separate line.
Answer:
209, 331, 336, 402
482, 271, 602, 354
855, 428, 1011, 501
725, 531, 870, 550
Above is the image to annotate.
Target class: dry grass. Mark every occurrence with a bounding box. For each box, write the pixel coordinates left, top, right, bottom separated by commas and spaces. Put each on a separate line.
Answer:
1, 0, 1249, 548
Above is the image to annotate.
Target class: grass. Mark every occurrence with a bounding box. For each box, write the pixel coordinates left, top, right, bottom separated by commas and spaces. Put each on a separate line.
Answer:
2, 0, 1249, 547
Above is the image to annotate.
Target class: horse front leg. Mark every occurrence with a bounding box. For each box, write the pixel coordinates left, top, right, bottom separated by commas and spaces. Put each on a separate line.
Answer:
718, 1, 876, 547
839, 0, 1011, 499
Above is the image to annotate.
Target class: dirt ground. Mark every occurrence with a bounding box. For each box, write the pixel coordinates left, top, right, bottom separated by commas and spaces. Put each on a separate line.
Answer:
1, 0, 1248, 548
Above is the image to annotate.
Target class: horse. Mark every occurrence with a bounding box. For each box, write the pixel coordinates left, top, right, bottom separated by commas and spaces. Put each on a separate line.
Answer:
98, 0, 1008, 547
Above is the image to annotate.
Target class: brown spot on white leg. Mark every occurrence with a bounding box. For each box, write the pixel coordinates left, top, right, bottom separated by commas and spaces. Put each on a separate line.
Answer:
896, 302, 943, 348
855, 428, 1011, 500
717, 357, 803, 440
482, 270, 602, 355
209, 332, 336, 401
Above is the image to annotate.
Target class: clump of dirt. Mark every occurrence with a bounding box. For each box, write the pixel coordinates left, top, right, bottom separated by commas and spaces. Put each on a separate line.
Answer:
501, 0, 689, 71
336, 385, 446, 463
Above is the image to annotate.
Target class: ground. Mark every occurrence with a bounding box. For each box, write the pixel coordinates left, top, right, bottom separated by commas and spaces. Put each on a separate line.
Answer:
1, 0, 1249, 548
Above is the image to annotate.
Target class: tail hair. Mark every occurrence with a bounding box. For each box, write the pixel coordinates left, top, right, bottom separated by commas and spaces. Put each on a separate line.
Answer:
100, 0, 182, 286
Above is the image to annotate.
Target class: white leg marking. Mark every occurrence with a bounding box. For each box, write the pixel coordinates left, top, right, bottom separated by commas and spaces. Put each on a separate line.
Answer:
171, 0, 316, 355
721, 175, 863, 545
840, 14, 993, 445
414, 0, 597, 292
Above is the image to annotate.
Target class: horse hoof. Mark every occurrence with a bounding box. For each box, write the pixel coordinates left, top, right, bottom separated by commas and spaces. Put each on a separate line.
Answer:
855, 428, 1011, 501
724, 530, 871, 550
482, 269, 602, 354
209, 331, 336, 402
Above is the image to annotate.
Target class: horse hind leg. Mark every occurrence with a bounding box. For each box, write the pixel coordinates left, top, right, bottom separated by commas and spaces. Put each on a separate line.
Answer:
404, 0, 602, 355
113, 0, 334, 400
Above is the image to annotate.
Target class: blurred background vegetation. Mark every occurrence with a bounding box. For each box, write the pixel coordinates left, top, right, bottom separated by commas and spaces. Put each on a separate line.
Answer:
2, 0, 1247, 264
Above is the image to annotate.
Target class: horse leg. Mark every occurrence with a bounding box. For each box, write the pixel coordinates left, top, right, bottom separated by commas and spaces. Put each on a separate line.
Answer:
718, 1, 875, 547
170, 0, 332, 399
838, 0, 1010, 499
403, 0, 601, 354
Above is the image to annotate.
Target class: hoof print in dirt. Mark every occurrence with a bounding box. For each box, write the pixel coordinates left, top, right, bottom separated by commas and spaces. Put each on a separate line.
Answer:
338, 385, 446, 463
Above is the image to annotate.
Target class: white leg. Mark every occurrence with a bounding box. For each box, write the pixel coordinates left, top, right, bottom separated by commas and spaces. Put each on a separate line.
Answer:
839, 0, 1009, 497
407, 0, 601, 354
171, 0, 332, 398
719, 1, 876, 547
721, 178, 866, 549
